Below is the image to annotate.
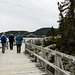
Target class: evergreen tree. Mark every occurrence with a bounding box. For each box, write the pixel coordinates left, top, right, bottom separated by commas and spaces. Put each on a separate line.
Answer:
47, 29, 51, 36
57, 0, 75, 54
47, 26, 55, 37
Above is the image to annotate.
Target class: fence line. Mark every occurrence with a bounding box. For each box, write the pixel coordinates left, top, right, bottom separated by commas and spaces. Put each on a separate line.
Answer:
25, 41, 72, 75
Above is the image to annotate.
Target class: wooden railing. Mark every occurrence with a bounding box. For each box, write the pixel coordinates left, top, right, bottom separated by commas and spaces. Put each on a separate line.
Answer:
25, 41, 73, 75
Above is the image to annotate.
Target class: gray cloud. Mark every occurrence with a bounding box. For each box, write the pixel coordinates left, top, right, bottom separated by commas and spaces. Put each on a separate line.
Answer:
0, 0, 63, 32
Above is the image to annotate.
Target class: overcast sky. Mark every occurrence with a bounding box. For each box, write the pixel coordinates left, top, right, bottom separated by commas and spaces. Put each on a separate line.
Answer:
0, 0, 63, 33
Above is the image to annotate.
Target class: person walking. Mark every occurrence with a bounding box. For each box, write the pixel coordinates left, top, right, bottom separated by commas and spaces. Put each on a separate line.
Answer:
15, 32, 23, 53
1, 32, 7, 53
9, 34, 14, 50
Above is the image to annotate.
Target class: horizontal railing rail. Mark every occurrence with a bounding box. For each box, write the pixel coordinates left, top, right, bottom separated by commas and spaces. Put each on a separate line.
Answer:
25, 41, 75, 64
25, 41, 72, 75
25, 48, 71, 75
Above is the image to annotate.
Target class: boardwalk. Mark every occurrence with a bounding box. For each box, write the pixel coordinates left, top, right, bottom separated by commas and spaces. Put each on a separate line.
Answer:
0, 43, 46, 75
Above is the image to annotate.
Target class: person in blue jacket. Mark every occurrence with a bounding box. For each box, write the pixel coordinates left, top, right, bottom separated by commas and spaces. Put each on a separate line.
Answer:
16, 32, 23, 53
0, 32, 7, 53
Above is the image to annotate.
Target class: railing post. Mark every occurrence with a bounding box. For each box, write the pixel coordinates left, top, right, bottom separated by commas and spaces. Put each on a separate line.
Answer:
42, 50, 45, 69
24, 39, 25, 43
24, 40, 26, 53
55, 54, 64, 75
7, 41, 8, 49
25, 41, 28, 54
55, 54, 60, 75
34, 48, 37, 62
29, 45, 31, 57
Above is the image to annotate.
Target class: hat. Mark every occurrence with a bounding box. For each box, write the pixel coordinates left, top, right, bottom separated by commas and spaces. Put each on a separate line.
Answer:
18, 32, 21, 34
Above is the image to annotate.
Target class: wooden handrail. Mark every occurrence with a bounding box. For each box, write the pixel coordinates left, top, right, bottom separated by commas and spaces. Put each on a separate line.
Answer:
26, 42, 75, 64
25, 48, 71, 75
25, 42, 71, 75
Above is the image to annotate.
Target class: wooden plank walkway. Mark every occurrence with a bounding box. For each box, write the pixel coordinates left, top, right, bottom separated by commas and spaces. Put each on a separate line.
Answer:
0, 43, 46, 75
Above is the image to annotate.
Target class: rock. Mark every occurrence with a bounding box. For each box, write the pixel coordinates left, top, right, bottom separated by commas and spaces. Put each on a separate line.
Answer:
46, 44, 56, 50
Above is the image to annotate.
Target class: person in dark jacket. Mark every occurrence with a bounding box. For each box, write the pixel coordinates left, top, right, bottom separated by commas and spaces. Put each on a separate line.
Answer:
9, 34, 14, 50
15, 32, 23, 53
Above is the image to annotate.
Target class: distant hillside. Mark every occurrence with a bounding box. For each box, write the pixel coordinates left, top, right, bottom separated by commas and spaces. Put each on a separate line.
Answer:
0, 27, 57, 37
0, 31, 30, 37
33, 28, 50, 35
6, 31, 29, 35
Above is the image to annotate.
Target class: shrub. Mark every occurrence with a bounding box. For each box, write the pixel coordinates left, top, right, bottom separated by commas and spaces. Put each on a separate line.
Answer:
35, 39, 42, 46
43, 39, 55, 47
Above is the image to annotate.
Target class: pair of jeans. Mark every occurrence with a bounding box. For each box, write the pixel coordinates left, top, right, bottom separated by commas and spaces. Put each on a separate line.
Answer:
2, 43, 6, 53
17, 44, 21, 53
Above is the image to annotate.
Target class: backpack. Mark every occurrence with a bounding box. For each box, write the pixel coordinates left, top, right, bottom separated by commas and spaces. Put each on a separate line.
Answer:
1, 36, 6, 43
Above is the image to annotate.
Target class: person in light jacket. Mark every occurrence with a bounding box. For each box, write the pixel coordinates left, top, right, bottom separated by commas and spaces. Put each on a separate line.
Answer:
16, 32, 23, 53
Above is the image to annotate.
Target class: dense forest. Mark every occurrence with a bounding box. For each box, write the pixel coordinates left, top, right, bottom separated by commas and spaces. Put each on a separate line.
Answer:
57, 0, 75, 55
44, 0, 75, 56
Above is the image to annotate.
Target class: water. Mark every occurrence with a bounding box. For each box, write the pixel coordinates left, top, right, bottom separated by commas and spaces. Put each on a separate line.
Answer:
24, 37, 42, 41
0, 37, 43, 47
